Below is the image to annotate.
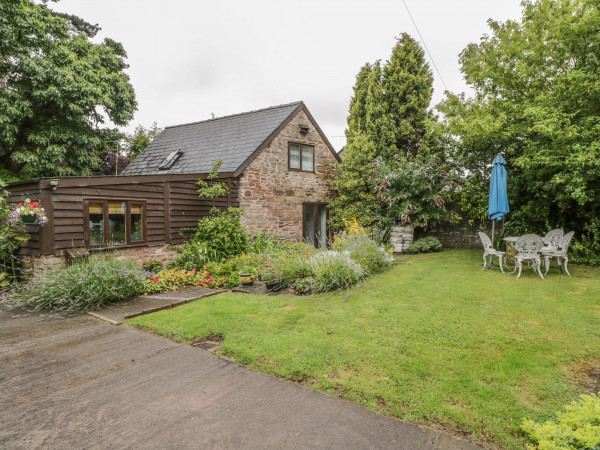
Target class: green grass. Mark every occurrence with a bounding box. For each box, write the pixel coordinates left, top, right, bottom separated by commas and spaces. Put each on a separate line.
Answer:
130, 249, 600, 448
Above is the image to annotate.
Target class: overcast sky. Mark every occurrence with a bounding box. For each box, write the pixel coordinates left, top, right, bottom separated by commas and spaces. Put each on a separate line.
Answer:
52, 0, 523, 151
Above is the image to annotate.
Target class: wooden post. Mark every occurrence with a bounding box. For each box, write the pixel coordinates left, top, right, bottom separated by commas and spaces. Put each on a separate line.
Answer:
39, 181, 55, 256
226, 178, 232, 207
163, 181, 171, 244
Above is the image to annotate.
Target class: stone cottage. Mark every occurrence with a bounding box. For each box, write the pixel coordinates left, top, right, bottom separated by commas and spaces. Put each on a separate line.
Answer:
9, 102, 341, 271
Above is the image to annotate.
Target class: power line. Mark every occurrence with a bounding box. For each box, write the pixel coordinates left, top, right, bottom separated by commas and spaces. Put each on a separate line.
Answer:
402, 0, 449, 92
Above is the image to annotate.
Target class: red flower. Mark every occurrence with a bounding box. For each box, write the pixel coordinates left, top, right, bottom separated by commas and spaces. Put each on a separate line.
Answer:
18, 202, 22, 206
31, 202, 39, 207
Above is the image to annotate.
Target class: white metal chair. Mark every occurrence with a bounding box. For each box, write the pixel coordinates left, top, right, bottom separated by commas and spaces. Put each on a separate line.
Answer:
541, 229, 563, 253
513, 234, 544, 279
478, 232, 506, 273
541, 231, 575, 276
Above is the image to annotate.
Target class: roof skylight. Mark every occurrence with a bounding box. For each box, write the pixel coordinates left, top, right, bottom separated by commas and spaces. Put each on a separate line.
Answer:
158, 150, 182, 170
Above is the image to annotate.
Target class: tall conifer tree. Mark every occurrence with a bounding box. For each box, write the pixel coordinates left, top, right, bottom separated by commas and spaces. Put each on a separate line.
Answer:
331, 33, 434, 229
384, 33, 434, 158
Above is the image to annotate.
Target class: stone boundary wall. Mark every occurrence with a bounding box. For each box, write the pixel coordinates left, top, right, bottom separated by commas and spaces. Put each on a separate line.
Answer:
21, 244, 180, 278
417, 221, 496, 249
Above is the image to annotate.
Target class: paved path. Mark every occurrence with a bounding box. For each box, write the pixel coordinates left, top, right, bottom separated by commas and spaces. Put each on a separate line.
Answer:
0, 307, 480, 449
88, 286, 220, 325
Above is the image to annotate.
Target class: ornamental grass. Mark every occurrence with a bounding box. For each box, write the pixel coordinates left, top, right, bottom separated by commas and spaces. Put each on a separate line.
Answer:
13, 258, 146, 312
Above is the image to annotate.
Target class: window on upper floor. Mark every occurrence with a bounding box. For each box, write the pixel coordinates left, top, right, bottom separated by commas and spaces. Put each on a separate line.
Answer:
85, 200, 146, 248
288, 143, 314, 172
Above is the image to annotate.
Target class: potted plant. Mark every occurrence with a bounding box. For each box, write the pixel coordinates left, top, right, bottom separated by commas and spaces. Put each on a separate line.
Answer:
7, 198, 48, 226
238, 265, 257, 287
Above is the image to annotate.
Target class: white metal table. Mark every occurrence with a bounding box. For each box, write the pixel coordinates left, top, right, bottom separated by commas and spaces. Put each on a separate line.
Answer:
504, 235, 550, 273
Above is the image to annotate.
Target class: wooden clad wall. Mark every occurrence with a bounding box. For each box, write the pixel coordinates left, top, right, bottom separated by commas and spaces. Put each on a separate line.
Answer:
52, 179, 166, 253
168, 178, 240, 244
6, 182, 42, 257
8, 174, 239, 257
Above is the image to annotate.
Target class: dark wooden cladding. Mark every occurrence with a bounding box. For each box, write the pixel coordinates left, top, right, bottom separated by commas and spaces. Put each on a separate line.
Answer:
168, 178, 240, 244
8, 175, 240, 257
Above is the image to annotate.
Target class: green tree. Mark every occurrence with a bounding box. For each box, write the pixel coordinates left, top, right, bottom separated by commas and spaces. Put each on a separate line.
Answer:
383, 33, 434, 158
438, 0, 600, 246
0, 0, 137, 179
125, 122, 162, 160
329, 133, 378, 229
331, 33, 435, 229
346, 63, 372, 137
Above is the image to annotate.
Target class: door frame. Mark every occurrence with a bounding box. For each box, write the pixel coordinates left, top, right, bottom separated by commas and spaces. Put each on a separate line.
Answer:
302, 202, 329, 248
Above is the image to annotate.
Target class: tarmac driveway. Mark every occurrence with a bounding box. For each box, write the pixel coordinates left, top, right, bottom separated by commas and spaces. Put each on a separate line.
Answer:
0, 306, 479, 449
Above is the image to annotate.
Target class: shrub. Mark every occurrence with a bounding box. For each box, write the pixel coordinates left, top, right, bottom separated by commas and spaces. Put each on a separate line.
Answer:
521, 393, 600, 449
571, 219, 600, 266
171, 241, 214, 271
279, 253, 314, 289
289, 277, 315, 295
308, 250, 365, 292
332, 221, 394, 275
248, 232, 287, 254
176, 207, 248, 268
373, 155, 459, 229
13, 258, 146, 311
192, 207, 248, 260
342, 235, 394, 275
239, 242, 316, 288
144, 268, 216, 294
142, 258, 163, 273
406, 237, 442, 254
203, 260, 243, 289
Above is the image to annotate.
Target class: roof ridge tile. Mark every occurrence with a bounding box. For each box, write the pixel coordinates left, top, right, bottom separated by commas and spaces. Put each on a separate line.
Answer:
165, 101, 302, 130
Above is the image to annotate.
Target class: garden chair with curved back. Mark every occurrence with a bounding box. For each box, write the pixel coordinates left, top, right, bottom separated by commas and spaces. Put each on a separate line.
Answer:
513, 234, 544, 279
541, 229, 563, 253
541, 231, 575, 276
478, 232, 505, 273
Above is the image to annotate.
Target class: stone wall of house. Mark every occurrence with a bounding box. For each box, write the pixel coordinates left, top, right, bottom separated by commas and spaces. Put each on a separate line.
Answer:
239, 109, 338, 240
417, 221, 496, 249
20, 244, 180, 279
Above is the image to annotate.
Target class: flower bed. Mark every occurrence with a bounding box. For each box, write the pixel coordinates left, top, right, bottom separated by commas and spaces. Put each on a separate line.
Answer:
144, 268, 217, 294
146, 221, 394, 297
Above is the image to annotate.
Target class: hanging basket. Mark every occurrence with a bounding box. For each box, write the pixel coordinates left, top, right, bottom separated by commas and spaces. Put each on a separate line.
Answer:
21, 214, 38, 224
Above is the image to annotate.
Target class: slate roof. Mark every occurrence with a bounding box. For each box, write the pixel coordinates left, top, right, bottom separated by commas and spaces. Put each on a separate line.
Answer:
122, 102, 304, 176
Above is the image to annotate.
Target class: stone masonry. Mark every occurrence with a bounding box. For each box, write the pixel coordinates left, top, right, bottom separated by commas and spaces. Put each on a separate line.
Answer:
390, 226, 414, 253
239, 110, 338, 240
21, 244, 179, 279
417, 221, 496, 248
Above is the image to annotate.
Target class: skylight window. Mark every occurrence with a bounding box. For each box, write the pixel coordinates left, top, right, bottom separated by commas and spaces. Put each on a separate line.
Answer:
158, 150, 182, 170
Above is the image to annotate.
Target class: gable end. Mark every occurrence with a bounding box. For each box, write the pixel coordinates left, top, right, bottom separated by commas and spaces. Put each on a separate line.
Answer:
233, 103, 340, 177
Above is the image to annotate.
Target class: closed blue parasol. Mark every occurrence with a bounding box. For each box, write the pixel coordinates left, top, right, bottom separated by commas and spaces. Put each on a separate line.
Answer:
488, 154, 509, 255
489, 154, 510, 221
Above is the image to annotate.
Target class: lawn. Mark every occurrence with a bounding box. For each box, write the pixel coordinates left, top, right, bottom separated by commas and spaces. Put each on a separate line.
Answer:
130, 249, 600, 449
